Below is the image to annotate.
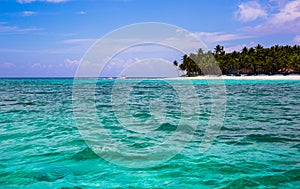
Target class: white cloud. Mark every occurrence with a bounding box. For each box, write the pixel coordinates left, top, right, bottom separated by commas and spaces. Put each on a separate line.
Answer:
45, 0, 68, 2
0, 48, 32, 53
17, 0, 68, 3
242, 0, 300, 34
224, 44, 247, 53
269, 0, 289, 9
17, 0, 35, 3
30, 63, 42, 69
76, 11, 87, 15
29, 59, 78, 71
60, 38, 96, 45
293, 35, 300, 44
22, 11, 37, 16
64, 58, 80, 68
270, 0, 300, 24
224, 42, 256, 53
0, 46, 85, 55
120, 59, 178, 78
193, 32, 252, 45
0, 24, 19, 33
0, 22, 42, 33
235, 1, 267, 22
0, 62, 17, 68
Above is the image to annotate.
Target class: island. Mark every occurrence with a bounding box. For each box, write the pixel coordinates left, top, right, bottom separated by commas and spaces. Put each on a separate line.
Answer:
173, 44, 300, 77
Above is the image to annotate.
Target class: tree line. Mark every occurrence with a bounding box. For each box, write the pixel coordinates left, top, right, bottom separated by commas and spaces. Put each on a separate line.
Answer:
173, 44, 300, 76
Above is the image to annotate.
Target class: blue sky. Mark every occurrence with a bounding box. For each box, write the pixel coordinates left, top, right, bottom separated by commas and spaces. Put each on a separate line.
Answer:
0, 0, 299, 77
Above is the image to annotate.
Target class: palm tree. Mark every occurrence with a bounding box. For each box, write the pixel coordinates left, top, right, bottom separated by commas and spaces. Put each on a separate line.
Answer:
173, 60, 178, 67
214, 45, 224, 55
174, 44, 300, 76
173, 60, 180, 76
242, 46, 248, 55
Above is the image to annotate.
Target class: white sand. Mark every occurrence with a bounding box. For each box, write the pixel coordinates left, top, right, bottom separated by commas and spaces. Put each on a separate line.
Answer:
171, 75, 300, 80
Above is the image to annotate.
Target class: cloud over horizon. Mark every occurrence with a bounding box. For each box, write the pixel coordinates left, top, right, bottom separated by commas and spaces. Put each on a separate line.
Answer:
293, 35, 300, 44
235, 1, 267, 22
0, 22, 42, 33
193, 32, 252, 45
238, 0, 300, 34
22, 11, 38, 16
0, 0, 298, 77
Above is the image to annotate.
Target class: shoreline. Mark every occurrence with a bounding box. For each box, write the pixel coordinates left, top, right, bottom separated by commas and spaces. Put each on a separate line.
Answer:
172, 75, 300, 80
1, 75, 300, 80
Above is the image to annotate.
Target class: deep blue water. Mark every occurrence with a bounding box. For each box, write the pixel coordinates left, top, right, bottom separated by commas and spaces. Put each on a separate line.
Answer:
0, 78, 299, 188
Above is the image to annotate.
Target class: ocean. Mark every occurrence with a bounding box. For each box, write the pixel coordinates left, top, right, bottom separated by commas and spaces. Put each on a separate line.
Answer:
0, 78, 299, 188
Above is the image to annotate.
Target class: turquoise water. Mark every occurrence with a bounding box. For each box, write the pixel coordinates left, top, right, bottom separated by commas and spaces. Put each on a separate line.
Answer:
0, 78, 299, 188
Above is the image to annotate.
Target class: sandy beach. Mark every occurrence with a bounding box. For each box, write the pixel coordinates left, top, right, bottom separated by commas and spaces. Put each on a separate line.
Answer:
173, 75, 300, 80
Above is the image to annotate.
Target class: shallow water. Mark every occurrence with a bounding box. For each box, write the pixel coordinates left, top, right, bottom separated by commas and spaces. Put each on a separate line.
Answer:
0, 78, 299, 188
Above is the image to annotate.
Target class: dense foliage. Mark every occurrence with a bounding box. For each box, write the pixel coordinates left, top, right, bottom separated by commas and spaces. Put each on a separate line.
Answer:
174, 44, 300, 76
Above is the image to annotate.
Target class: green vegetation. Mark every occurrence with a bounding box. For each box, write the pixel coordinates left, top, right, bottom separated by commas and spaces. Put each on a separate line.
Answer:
174, 44, 300, 76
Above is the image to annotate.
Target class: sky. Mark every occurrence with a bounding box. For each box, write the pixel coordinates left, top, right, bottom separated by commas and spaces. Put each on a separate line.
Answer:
0, 0, 299, 77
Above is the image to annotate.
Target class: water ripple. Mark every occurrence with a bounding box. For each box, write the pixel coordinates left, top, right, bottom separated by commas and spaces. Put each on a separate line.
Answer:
0, 79, 299, 188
